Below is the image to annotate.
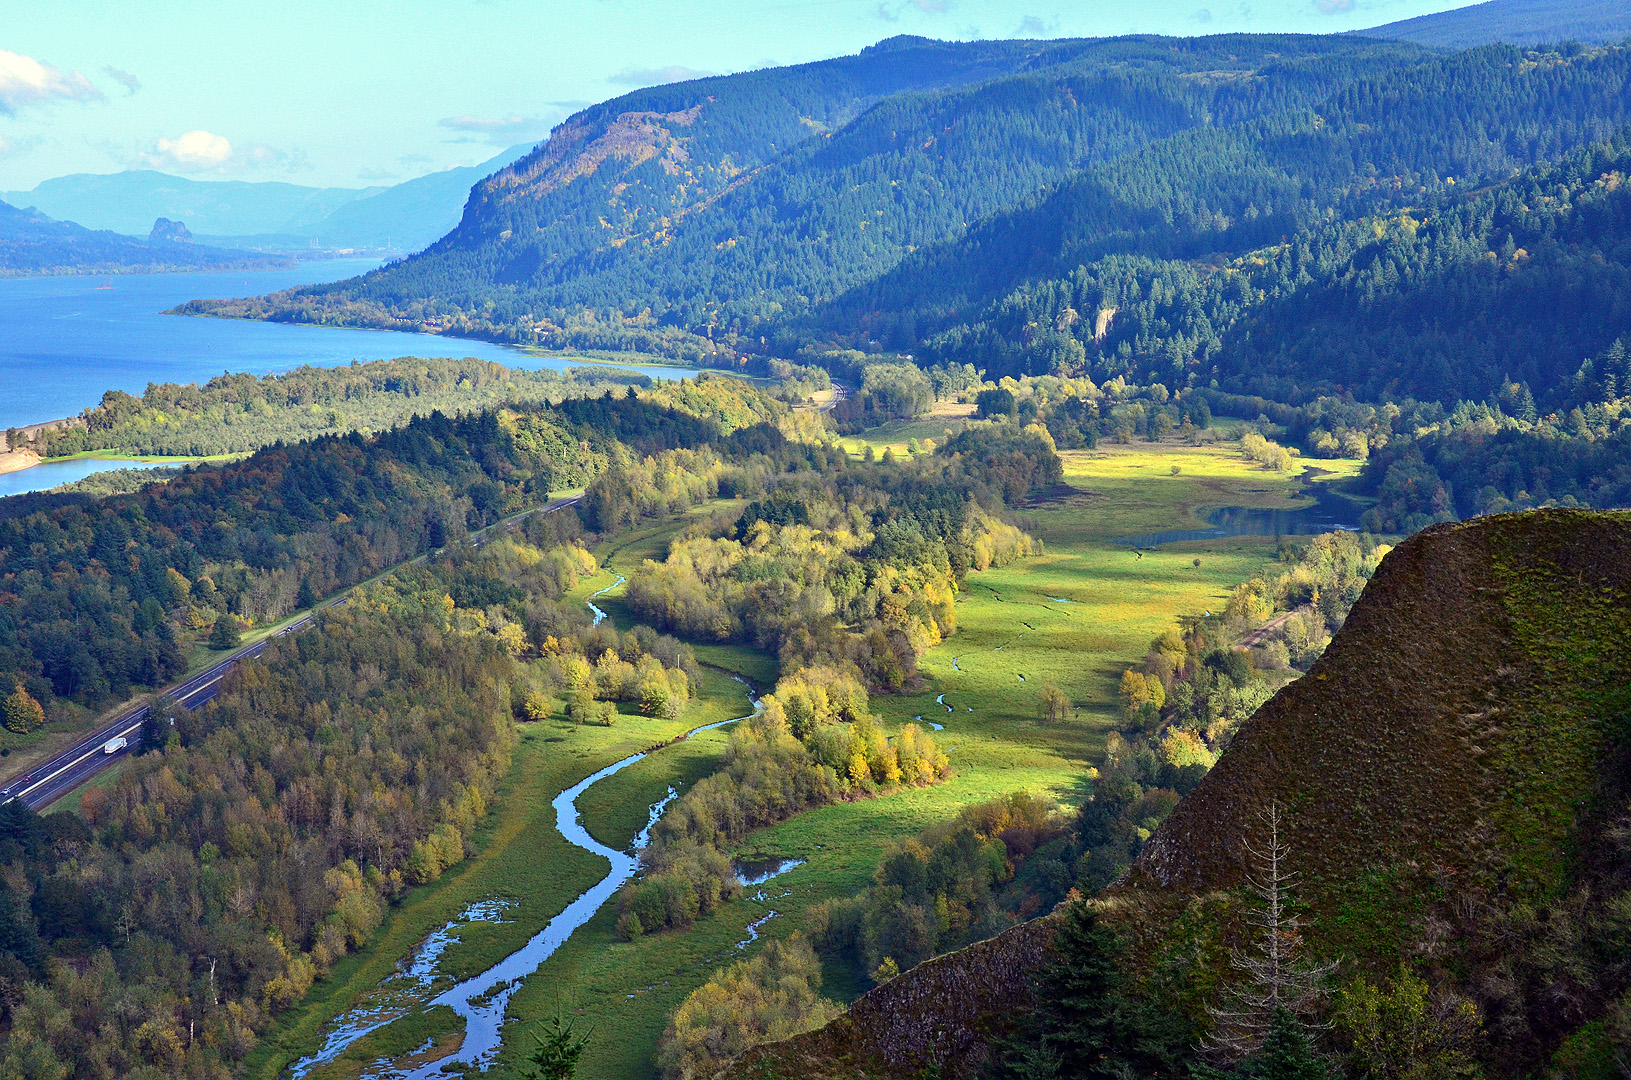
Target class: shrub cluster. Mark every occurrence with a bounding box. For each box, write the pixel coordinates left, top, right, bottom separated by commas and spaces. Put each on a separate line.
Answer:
617, 668, 949, 939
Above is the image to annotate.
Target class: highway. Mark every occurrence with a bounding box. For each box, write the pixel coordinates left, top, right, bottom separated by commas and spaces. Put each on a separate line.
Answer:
819, 379, 852, 412
0, 493, 583, 812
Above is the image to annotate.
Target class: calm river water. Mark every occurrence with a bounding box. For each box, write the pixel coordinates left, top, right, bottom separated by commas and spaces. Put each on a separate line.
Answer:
0, 260, 696, 495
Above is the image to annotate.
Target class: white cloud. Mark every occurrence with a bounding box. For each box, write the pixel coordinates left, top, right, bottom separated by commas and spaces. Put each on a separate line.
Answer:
103, 65, 141, 95
1316, 0, 1354, 11
607, 65, 717, 88
1014, 14, 1058, 36
145, 129, 233, 170
0, 49, 104, 114
438, 112, 565, 144
0, 135, 13, 158
136, 130, 294, 174
1191, 7, 1215, 21
877, 0, 951, 19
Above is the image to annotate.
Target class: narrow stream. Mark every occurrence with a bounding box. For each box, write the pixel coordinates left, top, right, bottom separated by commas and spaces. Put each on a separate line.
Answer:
586, 574, 627, 626
284, 590, 756, 1078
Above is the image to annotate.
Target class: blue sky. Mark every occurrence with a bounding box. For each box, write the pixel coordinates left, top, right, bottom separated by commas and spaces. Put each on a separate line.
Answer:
2, 0, 1479, 191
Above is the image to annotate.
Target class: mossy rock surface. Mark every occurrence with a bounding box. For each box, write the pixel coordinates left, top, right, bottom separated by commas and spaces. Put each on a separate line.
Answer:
724, 510, 1631, 1080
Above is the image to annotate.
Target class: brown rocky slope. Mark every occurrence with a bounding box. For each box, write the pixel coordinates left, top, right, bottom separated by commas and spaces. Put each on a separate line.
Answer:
724, 509, 1631, 1079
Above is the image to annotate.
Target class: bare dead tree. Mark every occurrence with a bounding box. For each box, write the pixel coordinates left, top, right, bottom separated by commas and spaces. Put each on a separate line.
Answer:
1205, 802, 1337, 1063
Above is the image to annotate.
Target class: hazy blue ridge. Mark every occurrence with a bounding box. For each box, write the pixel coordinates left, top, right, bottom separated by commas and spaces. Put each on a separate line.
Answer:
1355, 0, 1631, 49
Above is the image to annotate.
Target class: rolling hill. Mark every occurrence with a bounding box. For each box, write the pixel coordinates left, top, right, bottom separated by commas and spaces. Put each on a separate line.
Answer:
190, 32, 1631, 411
180, 33, 1430, 357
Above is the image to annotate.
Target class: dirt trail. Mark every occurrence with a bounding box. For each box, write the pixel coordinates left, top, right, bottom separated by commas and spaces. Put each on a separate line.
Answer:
1237, 608, 1301, 648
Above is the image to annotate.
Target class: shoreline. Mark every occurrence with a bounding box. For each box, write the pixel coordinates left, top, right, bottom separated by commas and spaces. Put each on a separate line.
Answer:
0, 450, 42, 475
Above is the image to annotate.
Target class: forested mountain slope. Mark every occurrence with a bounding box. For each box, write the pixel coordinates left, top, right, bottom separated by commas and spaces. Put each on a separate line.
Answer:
856, 42, 1631, 371
914, 119, 1631, 405
1359, 0, 1631, 49
188, 34, 1426, 356
726, 509, 1631, 1080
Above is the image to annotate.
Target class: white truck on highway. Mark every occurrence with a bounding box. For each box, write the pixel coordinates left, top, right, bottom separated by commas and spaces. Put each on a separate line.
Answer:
102, 736, 128, 754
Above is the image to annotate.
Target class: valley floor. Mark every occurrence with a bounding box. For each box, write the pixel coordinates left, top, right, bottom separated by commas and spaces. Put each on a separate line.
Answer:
251, 436, 1362, 1080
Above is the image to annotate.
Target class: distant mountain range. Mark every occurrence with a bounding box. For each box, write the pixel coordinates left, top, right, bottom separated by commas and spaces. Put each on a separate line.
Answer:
1358, 0, 1631, 49
0, 199, 290, 277
1, 144, 532, 254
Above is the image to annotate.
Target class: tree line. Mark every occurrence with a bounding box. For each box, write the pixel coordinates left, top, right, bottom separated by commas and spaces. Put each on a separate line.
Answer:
17, 357, 653, 459
622, 425, 1052, 689
619, 665, 951, 940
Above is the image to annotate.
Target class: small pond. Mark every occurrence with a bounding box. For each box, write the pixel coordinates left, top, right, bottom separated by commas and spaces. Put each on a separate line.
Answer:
733, 857, 806, 887
1115, 479, 1366, 548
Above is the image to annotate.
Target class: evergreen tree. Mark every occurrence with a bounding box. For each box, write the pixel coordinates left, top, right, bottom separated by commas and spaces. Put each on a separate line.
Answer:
208, 615, 242, 650
1251, 1008, 1336, 1080
297, 577, 319, 610
140, 695, 177, 754
987, 899, 1189, 1079
527, 1015, 590, 1080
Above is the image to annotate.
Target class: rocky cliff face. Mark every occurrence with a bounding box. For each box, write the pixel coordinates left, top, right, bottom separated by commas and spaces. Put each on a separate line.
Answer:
727, 916, 1055, 1080
149, 217, 194, 244
724, 510, 1631, 1079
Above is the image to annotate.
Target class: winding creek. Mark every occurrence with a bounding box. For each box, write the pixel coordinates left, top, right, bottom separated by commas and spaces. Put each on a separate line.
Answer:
286, 580, 759, 1078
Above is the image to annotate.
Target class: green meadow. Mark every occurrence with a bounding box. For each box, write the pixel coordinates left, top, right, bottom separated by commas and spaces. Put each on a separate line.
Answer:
257, 434, 1360, 1080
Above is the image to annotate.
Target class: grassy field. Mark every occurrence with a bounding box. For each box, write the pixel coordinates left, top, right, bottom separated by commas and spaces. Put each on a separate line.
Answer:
258, 435, 1362, 1080
838, 400, 978, 457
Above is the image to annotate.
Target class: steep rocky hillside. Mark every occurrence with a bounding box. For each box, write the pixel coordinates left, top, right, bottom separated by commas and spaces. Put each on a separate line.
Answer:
726, 509, 1631, 1079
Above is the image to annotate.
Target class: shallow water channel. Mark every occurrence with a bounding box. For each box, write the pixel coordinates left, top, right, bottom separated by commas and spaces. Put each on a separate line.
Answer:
285, 588, 759, 1078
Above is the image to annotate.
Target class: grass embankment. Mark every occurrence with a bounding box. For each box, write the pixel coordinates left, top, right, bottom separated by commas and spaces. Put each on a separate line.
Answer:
256, 437, 1363, 1080
305, 1005, 464, 1080
41, 450, 237, 465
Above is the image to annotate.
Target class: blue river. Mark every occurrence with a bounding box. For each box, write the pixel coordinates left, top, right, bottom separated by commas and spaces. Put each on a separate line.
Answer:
0, 260, 697, 496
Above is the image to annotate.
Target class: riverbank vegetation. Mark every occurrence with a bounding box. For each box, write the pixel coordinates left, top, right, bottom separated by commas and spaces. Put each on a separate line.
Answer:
472, 433, 1346, 1078
620, 668, 950, 939
624, 434, 1048, 688
657, 935, 840, 1080
16, 357, 655, 459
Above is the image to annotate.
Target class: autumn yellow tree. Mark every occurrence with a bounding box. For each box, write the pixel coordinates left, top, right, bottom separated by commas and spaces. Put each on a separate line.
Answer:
3, 683, 44, 734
